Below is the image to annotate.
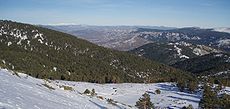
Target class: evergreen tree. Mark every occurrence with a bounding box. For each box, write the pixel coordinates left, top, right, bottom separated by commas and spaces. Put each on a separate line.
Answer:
83, 89, 90, 94
219, 94, 230, 109
135, 93, 154, 109
177, 79, 186, 91
91, 88, 96, 96
61, 75, 66, 80
188, 81, 198, 93
187, 104, 194, 109
182, 104, 194, 109
155, 89, 161, 94
199, 84, 218, 108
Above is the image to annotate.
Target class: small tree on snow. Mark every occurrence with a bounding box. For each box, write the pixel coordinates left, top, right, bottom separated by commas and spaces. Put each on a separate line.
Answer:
182, 104, 194, 109
155, 89, 161, 94
91, 88, 96, 96
83, 89, 90, 94
135, 93, 154, 109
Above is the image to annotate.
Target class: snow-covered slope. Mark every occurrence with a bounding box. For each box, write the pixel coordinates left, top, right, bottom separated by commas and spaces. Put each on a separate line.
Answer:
0, 69, 201, 109
2, 68, 224, 109
0, 69, 126, 109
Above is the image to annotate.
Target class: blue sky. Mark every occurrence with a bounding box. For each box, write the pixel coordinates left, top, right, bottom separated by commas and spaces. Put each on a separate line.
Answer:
0, 0, 230, 27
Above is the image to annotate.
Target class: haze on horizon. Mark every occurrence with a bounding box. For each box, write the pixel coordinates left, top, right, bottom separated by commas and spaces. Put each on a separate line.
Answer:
0, 0, 230, 28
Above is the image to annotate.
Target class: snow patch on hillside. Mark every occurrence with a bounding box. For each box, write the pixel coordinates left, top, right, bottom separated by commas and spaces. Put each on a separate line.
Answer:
218, 39, 230, 46
192, 45, 220, 56
173, 45, 189, 59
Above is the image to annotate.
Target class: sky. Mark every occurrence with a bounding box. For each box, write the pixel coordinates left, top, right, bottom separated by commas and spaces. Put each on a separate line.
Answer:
0, 0, 230, 28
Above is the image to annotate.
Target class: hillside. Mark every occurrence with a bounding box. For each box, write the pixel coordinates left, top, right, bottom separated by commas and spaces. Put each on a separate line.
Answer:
172, 53, 230, 78
130, 42, 220, 65
0, 20, 191, 83
0, 69, 206, 109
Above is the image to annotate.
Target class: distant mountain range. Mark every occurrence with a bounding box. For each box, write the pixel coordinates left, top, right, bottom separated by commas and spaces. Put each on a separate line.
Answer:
0, 20, 191, 83
44, 24, 230, 79
135, 27, 230, 52
45, 25, 230, 52
43, 25, 175, 51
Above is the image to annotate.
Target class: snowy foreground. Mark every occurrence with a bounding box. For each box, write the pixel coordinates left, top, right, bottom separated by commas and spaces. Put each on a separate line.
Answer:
0, 69, 222, 109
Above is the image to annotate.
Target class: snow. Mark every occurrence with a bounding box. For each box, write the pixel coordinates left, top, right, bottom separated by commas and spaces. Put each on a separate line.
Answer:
192, 45, 219, 56
1, 69, 229, 109
7, 42, 12, 46
123, 35, 137, 44
2, 60, 6, 64
212, 70, 230, 76
0, 69, 122, 109
191, 36, 201, 40
27, 40, 30, 45
0, 27, 49, 48
218, 39, 230, 46
193, 48, 204, 56
20, 34, 28, 40
226, 57, 230, 63
34, 33, 40, 38
180, 55, 190, 59
214, 53, 223, 57
174, 45, 189, 59
38, 39, 44, 44
53, 67, 57, 71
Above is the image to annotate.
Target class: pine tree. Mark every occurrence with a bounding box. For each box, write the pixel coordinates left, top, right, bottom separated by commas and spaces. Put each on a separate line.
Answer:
220, 94, 230, 108
83, 89, 90, 94
61, 75, 66, 80
135, 93, 154, 109
155, 89, 161, 94
182, 104, 194, 109
177, 79, 186, 91
187, 104, 194, 109
199, 84, 218, 108
91, 88, 96, 96
188, 81, 198, 93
